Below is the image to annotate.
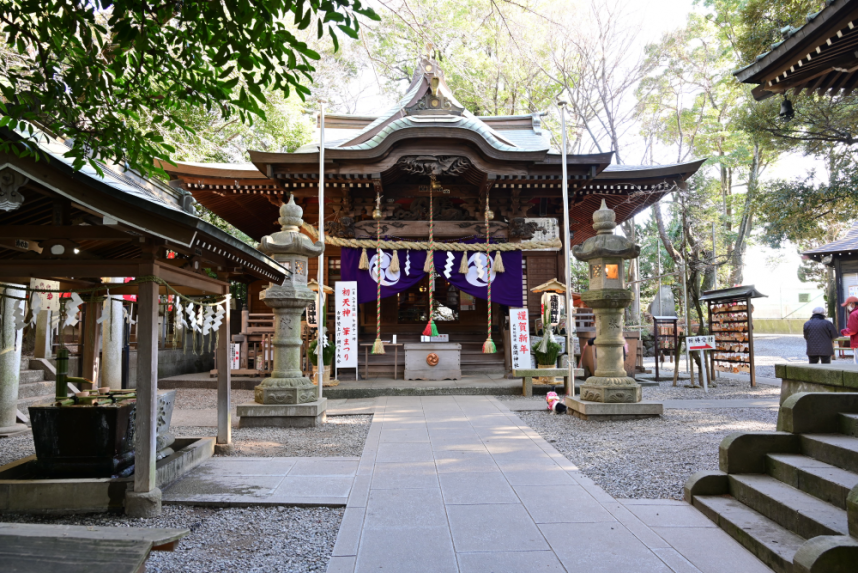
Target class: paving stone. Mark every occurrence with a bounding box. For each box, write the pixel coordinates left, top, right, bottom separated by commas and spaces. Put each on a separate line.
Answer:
370, 461, 439, 489
289, 459, 359, 476
651, 547, 703, 573
439, 471, 519, 505
379, 428, 431, 443
446, 503, 549, 552
354, 526, 458, 573
273, 476, 353, 499
652, 526, 775, 573
456, 550, 567, 572
327, 556, 356, 573
192, 458, 296, 477
375, 442, 435, 463
434, 450, 500, 473
163, 475, 283, 500
430, 437, 488, 451
513, 484, 615, 523
347, 474, 371, 508
541, 521, 673, 573
626, 503, 717, 528
332, 508, 365, 557
364, 487, 447, 529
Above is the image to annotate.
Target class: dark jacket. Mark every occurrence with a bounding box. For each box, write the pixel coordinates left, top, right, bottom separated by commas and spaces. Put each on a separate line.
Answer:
804, 314, 839, 356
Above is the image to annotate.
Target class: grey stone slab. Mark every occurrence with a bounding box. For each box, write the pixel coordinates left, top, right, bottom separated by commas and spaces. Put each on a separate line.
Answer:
498, 462, 576, 487
456, 550, 567, 573
376, 442, 435, 463
446, 503, 549, 552
332, 507, 365, 557
379, 428, 431, 443
347, 474, 371, 508
569, 473, 619, 503
289, 459, 359, 477
427, 428, 480, 440
434, 450, 501, 474
191, 458, 296, 477
619, 499, 691, 506
354, 526, 458, 573
365, 487, 447, 528
439, 471, 519, 505
370, 462, 439, 490
541, 522, 673, 573
598, 502, 673, 550
652, 526, 775, 573
163, 474, 283, 499
274, 476, 353, 498
626, 503, 717, 528
326, 556, 356, 573
514, 484, 616, 523
651, 548, 703, 573
430, 437, 488, 451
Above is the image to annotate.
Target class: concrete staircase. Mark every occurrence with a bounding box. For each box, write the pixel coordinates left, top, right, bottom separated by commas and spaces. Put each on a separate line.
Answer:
685, 392, 858, 573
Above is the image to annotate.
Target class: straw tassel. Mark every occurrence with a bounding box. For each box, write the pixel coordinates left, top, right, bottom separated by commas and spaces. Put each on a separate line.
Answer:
358, 248, 369, 270
492, 251, 504, 273
424, 251, 433, 273
372, 337, 385, 354
459, 251, 469, 274
389, 250, 400, 273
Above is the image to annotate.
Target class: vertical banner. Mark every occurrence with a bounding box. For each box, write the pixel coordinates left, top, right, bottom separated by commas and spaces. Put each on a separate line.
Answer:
335, 281, 358, 368
230, 343, 240, 370
540, 292, 564, 326
306, 293, 325, 328
30, 278, 60, 311
509, 308, 532, 371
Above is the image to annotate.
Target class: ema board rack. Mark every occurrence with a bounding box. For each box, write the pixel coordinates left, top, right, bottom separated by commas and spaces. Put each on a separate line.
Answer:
699, 286, 767, 387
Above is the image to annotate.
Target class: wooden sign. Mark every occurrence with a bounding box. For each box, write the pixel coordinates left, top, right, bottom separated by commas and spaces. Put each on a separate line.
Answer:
687, 335, 716, 351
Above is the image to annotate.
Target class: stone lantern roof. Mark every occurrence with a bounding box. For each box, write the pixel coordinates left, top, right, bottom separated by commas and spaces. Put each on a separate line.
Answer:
258, 195, 324, 258
572, 200, 640, 262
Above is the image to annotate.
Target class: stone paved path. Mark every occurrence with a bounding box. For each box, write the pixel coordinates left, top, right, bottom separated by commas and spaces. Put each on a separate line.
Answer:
327, 396, 774, 573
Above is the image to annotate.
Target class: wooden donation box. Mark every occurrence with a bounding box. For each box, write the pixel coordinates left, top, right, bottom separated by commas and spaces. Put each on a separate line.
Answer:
404, 343, 461, 381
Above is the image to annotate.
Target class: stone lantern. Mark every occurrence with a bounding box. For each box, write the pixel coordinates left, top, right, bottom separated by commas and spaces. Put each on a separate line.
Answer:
236, 196, 327, 427
567, 200, 662, 419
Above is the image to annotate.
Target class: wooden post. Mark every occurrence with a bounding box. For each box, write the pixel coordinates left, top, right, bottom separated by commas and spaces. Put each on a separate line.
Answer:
126, 274, 161, 517
81, 298, 102, 384
216, 303, 232, 453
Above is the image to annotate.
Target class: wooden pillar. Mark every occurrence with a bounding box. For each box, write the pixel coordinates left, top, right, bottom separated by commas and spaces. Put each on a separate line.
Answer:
126, 273, 161, 517
82, 298, 102, 383
216, 304, 232, 453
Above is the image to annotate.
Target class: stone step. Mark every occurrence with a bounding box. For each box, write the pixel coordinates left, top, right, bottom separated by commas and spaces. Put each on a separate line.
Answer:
17, 380, 55, 400
17, 394, 52, 410
728, 474, 849, 539
766, 453, 858, 510
693, 495, 805, 573
839, 413, 858, 438
18, 369, 45, 384
801, 434, 858, 474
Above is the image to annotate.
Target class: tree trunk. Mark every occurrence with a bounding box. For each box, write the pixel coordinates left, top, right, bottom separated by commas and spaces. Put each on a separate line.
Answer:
728, 143, 760, 286
622, 220, 640, 324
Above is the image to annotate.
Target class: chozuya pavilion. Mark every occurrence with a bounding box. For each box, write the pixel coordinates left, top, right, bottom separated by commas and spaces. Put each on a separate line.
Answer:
163, 53, 704, 378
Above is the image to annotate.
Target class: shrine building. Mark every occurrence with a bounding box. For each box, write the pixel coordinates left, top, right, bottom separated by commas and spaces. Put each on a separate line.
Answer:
163, 55, 704, 378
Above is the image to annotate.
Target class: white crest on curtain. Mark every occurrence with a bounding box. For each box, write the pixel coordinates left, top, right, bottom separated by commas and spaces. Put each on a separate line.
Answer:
466, 253, 496, 287
369, 252, 401, 286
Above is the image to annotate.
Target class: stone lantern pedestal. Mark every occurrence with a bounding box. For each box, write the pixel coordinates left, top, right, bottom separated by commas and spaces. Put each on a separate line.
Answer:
565, 201, 662, 421
236, 196, 327, 427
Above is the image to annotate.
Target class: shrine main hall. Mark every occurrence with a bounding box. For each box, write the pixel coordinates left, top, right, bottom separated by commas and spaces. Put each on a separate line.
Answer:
163, 55, 703, 379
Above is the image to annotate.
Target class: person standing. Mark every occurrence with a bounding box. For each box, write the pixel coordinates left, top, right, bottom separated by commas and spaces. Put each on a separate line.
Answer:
803, 306, 839, 364
841, 296, 858, 365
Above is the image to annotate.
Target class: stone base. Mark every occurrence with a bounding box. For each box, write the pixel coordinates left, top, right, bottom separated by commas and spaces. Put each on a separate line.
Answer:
579, 382, 642, 403
0, 423, 29, 437
237, 398, 327, 428
214, 443, 234, 456
125, 487, 162, 517
255, 378, 319, 405
565, 397, 662, 421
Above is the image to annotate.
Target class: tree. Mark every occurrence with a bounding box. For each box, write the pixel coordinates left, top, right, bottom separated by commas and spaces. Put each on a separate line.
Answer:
0, 0, 378, 177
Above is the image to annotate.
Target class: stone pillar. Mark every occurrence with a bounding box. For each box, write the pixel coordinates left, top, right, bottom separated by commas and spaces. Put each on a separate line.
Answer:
0, 284, 27, 435
215, 307, 232, 454
34, 310, 52, 359
236, 196, 327, 427
126, 275, 161, 517
102, 296, 123, 389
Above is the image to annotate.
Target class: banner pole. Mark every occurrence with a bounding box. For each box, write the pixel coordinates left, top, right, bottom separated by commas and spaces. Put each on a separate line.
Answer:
558, 100, 575, 399
316, 101, 326, 402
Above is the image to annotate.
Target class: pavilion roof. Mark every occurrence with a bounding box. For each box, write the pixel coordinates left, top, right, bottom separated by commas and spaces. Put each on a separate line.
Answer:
733, 0, 858, 100
804, 221, 858, 259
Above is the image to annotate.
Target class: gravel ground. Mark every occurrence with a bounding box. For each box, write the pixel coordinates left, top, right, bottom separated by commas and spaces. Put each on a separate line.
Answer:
177, 415, 371, 457
642, 377, 780, 401
519, 407, 777, 499
0, 505, 343, 572
0, 431, 35, 469
174, 389, 255, 410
